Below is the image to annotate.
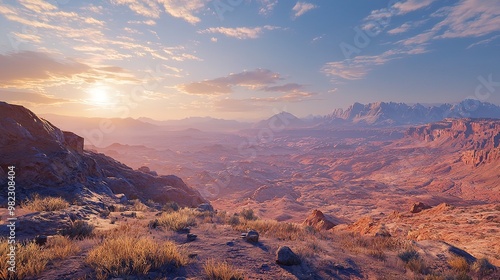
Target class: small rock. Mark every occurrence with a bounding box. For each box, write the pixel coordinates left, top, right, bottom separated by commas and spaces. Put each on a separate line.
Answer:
187, 233, 197, 242
178, 227, 190, 234
243, 230, 259, 243
261, 264, 271, 271
148, 219, 159, 229
276, 246, 301, 266
35, 235, 48, 246
115, 193, 127, 203
196, 203, 214, 212
333, 263, 345, 270
188, 253, 198, 259
226, 241, 235, 246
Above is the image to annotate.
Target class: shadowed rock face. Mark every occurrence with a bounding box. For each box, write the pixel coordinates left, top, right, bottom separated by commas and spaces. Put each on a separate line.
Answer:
0, 101, 206, 207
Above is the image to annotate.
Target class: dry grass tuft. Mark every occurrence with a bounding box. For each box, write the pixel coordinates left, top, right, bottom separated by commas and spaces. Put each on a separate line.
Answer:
448, 256, 470, 273
406, 257, 427, 274
21, 194, 69, 211
203, 259, 244, 280
471, 258, 496, 278
336, 232, 411, 261
157, 208, 198, 231
130, 199, 150, 212
61, 220, 94, 239
0, 235, 80, 279
397, 249, 427, 274
46, 235, 80, 259
86, 235, 188, 279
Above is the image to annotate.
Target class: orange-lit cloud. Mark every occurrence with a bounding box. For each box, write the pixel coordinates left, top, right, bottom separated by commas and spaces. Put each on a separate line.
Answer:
178, 69, 282, 95
198, 26, 281, 39
0, 90, 70, 105
0, 51, 137, 88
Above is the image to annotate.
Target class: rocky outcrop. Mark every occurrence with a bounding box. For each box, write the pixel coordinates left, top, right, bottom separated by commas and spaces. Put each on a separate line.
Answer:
62, 131, 84, 153
0, 101, 206, 207
406, 118, 500, 166
410, 202, 432, 213
406, 118, 500, 150
462, 148, 500, 166
302, 209, 336, 230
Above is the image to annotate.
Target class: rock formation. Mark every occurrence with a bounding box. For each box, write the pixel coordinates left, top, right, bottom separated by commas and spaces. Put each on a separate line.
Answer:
410, 202, 432, 213
302, 209, 336, 230
0, 101, 206, 207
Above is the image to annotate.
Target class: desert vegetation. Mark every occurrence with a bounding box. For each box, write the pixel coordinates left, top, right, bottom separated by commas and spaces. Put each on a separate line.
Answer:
203, 259, 244, 280
0, 235, 80, 279
86, 235, 188, 280
21, 194, 69, 212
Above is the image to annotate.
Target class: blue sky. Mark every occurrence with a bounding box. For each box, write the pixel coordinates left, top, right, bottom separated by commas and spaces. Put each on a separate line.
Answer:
0, 0, 499, 120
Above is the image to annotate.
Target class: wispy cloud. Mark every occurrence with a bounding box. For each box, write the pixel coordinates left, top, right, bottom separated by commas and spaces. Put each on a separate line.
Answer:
0, 90, 70, 105
157, 0, 208, 24
467, 34, 500, 49
0, 51, 137, 88
257, 0, 279, 16
127, 19, 156, 25
292, 2, 318, 19
198, 25, 280, 39
178, 69, 282, 95
325, 0, 500, 81
19, 0, 57, 13
393, 0, 437, 15
322, 47, 427, 80
110, 0, 161, 18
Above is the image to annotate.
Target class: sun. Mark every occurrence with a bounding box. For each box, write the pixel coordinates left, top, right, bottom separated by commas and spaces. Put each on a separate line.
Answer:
87, 86, 111, 106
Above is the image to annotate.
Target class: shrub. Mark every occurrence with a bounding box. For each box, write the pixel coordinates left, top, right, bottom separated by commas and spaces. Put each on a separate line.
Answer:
448, 256, 470, 273
203, 259, 244, 280
130, 200, 149, 212
61, 220, 94, 239
162, 201, 180, 212
406, 258, 427, 274
398, 249, 419, 263
157, 208, 197, 231
22, 194, 69, 211
472, 258, 495, 279
86, 236, 187, 279
228, 215, 240, 226
240, 208, 257, 221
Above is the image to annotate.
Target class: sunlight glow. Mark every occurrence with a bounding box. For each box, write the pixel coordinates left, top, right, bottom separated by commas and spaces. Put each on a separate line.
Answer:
88, 86, 111, 106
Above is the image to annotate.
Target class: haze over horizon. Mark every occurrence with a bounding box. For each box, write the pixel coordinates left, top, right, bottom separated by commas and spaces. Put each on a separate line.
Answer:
1, 0, 499, 120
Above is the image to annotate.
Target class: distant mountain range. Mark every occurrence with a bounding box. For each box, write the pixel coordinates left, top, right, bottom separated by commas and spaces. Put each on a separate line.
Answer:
320, 100, 500, 126
40, 100, 500, 136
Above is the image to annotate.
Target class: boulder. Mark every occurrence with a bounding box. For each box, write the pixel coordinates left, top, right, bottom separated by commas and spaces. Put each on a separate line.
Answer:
241, 230, 259, 243
276, 246, 301, 266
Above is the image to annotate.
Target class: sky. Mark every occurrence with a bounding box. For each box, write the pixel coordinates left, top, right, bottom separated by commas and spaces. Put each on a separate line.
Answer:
0, 0, 499, 120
